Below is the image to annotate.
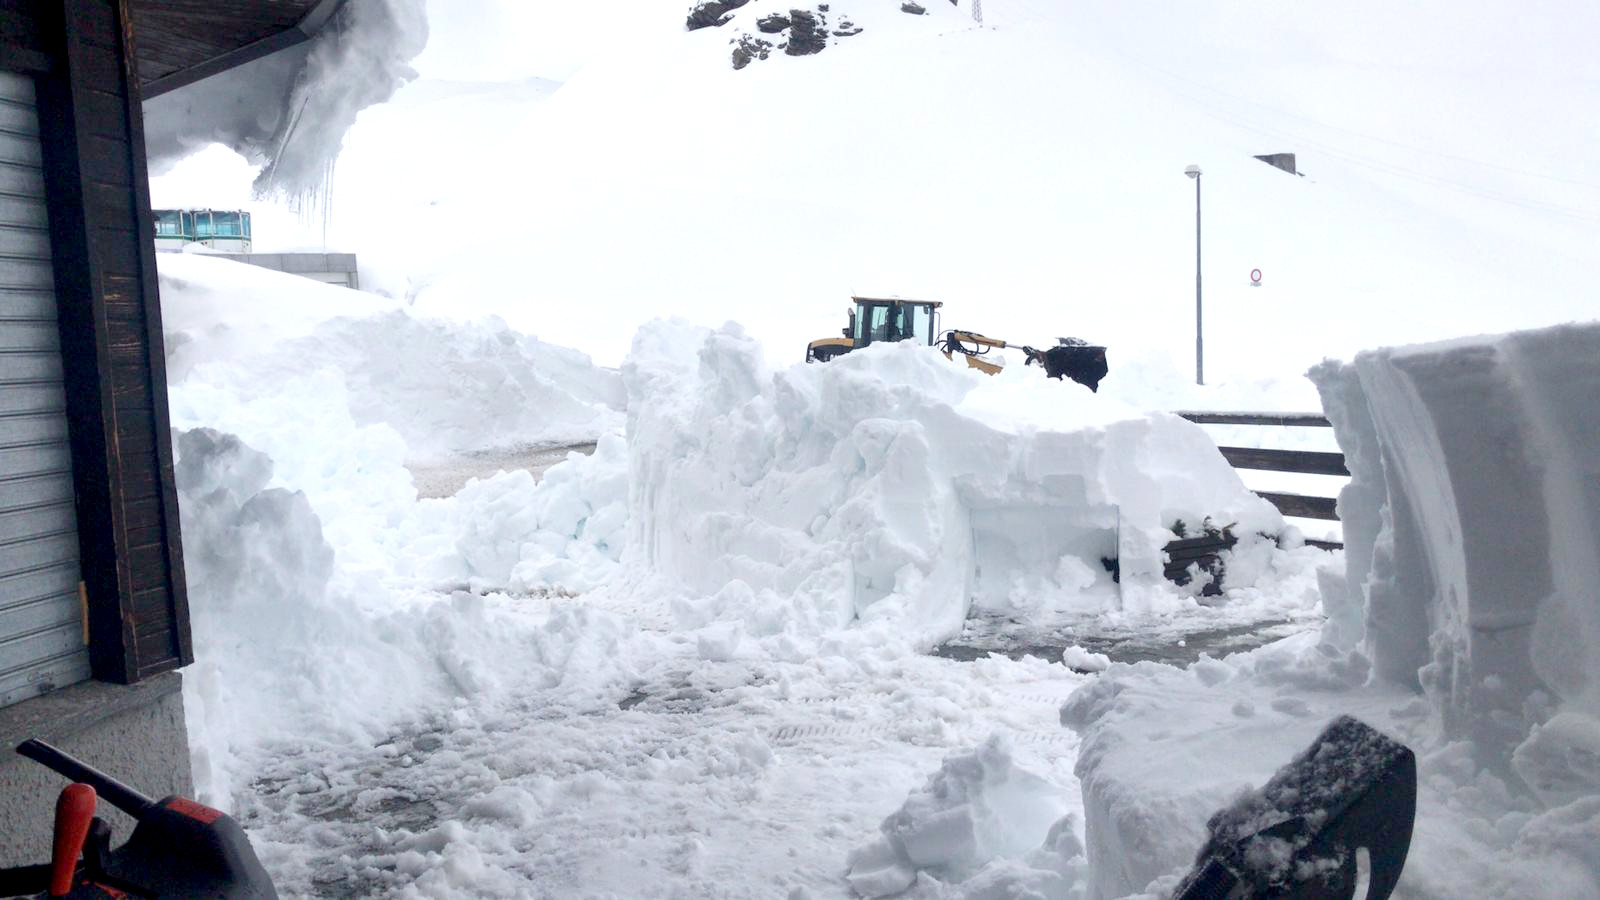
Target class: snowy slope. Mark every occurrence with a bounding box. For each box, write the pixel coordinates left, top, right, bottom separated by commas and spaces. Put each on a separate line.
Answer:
151, 0, 1599, 381
314, 0, 1598, 381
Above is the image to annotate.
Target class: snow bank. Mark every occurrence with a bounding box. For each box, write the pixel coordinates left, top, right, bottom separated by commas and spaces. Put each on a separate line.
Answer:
176, 426, 439, 802
160, 255, 636, 800
175, 421, 639, 805
393, 435, 630, 594
621, 319, 1285, 648
1312, 320, 1600, 781
846, 736, 1087, 898
161, 254, 624, 462
1066, 319, 1600, 899
1060, 634, 1380, 899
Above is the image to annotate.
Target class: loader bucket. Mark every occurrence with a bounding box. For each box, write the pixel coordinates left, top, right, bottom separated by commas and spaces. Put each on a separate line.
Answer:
1172, 715, 1417, 900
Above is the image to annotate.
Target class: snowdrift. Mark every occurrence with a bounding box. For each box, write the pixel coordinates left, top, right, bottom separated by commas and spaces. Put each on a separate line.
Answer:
159, 255, 631, 799
161, 254, 624, 462
621, 319, 1286, 647
162, 254, 1312, 808
1065, 319, 1600, 899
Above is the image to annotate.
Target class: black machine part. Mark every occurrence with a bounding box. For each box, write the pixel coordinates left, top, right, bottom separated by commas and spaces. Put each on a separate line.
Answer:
5, 740, 279, 899
1172, 715, 1417, 900
1030, 338, 1108, 392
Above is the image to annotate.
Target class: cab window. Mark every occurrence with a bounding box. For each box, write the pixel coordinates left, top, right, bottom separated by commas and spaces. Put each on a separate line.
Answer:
907, 305, 933, 345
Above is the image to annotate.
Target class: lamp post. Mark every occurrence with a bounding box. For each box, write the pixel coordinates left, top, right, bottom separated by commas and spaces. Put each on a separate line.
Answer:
1185, 164, 1203, 385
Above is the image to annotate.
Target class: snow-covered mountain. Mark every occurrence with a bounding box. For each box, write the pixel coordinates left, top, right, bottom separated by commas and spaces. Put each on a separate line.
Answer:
156, 0, 1597, 378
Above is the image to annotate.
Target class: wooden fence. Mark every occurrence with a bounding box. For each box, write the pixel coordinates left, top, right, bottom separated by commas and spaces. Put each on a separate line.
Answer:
1175, 411, 1346, 551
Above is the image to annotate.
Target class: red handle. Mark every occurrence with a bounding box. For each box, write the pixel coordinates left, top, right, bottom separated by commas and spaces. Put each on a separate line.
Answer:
50, 783, 97, 897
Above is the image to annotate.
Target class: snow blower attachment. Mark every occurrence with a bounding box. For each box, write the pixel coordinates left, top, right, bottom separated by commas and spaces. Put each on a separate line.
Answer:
0, 740, 278, 899
1172, 716, 1417, 900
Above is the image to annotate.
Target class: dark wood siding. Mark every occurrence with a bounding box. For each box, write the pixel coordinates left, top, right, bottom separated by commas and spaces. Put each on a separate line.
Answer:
128, 0, 329, 96
33, 0, 191, 684
0, 2, 52, 73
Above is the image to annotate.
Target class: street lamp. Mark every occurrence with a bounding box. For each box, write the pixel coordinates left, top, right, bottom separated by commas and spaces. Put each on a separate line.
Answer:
1184, 164, 1203, 385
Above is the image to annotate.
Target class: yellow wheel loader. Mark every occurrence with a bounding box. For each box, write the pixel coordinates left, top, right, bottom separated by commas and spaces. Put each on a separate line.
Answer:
805, 296, 1109, 391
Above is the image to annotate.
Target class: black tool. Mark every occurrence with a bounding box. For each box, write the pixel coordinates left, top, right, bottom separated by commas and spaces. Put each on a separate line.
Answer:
1172, 715, 1417, 899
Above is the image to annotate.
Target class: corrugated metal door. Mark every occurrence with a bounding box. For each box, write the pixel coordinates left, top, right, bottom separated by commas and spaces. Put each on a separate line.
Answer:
0, 70, 92, 707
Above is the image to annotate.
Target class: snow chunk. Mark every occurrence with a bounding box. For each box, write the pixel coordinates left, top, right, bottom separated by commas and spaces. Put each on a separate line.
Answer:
846, 736, 1082, 896
1062, 646, 1112, 674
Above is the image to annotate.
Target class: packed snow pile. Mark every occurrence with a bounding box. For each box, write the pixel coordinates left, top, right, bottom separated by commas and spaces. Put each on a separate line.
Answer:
846, 736, 1087, 898
174, 426, 437, 802
161, 254, 624, 463
173, 420, 637, 804
622, 319, 1288, 648
394, 435, 630, 594
1313, 322, 1600, 782
1064, 319, 1600, 899
1060, 633, 1381, 899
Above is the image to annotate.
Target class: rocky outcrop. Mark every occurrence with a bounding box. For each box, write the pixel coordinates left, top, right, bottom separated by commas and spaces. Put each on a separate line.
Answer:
756, 13, 791, 33
686, 0, 751, 31
731, 34, 773, 69
785, 8, 828, 55
725, 3, 858, 68
900, 1, 926, 13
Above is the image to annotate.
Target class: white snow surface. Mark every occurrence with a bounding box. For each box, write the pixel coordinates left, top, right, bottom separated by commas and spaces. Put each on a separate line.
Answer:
142, 0, 1600, 896
622, 318, 1285, 650
162, 253, 1327, 896
1067, 319, 1600, 899
153, 0, 1598, 380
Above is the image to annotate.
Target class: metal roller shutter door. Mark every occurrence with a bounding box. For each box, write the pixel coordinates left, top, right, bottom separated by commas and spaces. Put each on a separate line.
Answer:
0, 70, 92, 707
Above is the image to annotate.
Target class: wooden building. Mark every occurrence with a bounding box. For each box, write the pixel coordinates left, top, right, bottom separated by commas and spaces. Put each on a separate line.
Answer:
0, 0, 345, 864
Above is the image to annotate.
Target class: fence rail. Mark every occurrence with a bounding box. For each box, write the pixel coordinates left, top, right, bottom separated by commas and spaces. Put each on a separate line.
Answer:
1173, 411, 1332, 427
1176, 411, 1345, 550
1215, 447, 1349, 477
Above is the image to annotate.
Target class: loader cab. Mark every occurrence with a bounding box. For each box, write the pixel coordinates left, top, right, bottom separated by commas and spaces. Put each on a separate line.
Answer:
806, 296, 942, 363
850, 297, 940, 348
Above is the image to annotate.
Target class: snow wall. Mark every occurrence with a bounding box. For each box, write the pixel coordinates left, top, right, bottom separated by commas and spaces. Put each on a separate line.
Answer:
622, 319, 1285, 648
1311, 320, 1600, 799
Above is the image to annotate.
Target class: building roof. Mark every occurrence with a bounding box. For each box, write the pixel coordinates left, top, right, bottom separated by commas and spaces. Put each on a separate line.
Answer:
130, 0, 345, 97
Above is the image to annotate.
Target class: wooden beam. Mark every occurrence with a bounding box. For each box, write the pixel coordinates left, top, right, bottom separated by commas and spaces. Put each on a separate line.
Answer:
33, 0, 192, 683
1176, 411, 1332, 427
118, 0, 192, 676
139, 26, 304, 98
137, 0, 347, 98
36, 0, 129, 682
0, 42, 52, 73
1217, 446, 1350, 476
1257, 491, 1339, 521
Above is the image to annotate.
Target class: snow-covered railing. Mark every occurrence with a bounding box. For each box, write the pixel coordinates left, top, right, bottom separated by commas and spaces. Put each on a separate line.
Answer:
1175, 410, 1344, 548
